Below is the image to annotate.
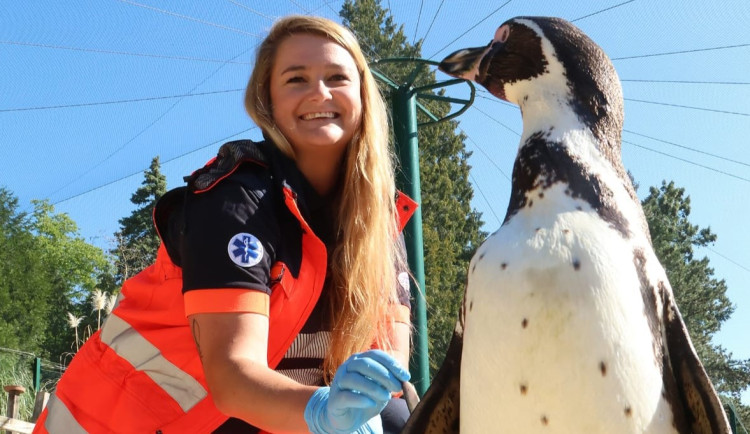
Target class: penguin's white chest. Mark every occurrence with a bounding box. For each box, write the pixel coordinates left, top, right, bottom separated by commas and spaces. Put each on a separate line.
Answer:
460, 190, 677, 433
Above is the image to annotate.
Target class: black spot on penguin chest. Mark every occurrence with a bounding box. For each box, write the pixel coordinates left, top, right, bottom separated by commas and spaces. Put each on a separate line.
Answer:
505, 132, 630, 238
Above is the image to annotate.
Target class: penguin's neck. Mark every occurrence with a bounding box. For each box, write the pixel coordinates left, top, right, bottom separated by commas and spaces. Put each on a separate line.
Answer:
509, 100, 647, 244
518, 93, 588, 142
518, 95, 597, 157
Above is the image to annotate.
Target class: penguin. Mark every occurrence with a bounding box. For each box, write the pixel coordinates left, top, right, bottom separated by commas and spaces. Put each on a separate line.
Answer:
402, 16, 731, 433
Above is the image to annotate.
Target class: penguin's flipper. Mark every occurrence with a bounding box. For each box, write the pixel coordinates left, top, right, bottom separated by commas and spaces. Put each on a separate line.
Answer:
662, 287, 731, 434
401, 323, 462, 434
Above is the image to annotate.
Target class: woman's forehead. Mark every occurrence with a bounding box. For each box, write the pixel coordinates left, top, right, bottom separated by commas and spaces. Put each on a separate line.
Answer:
273, 33, 357, 71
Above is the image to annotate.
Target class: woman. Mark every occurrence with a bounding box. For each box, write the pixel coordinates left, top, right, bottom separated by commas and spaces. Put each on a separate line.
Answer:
35, 15, 415, 434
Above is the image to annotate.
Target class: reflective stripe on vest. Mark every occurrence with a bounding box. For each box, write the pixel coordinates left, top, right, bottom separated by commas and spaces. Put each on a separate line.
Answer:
100, 313, 207, 412
43, 395, 86, 434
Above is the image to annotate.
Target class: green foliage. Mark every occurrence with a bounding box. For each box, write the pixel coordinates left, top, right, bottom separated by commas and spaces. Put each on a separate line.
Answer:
341, 0, 485, 374
0, 188, 110, 361
0, 187, 112, 379
0, 190, 49, 353
112, 156, 166, 283
642, 180, 750, 425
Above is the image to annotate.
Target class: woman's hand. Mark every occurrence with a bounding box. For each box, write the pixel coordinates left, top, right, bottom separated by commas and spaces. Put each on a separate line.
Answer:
304, 350, 410, 434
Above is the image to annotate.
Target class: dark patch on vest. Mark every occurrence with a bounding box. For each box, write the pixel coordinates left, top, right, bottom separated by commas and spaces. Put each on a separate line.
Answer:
186, 139, 269, 192
625, 407, 632, 417
573, 259, 581, 270
522, 318, 528, 328
600, 361, 607, 376
541, 415, 549, 426
504, 133, 630, 239
501, 262, 508, 270
520, 383, 528, 395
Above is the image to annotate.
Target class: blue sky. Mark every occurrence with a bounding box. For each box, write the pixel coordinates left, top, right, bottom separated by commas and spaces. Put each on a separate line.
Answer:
1, 0, 748, 403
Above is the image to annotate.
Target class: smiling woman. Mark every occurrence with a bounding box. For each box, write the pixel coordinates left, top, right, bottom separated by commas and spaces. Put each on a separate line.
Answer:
33, 15, 415, 434
268, 33, 363, 195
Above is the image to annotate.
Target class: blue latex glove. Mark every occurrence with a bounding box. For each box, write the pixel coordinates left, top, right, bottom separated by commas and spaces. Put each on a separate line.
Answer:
359, 414, 383, 434
304, 350, 410, 434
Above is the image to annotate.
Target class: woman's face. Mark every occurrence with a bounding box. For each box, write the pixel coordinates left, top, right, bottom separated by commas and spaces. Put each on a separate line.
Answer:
270, 34, 363, 158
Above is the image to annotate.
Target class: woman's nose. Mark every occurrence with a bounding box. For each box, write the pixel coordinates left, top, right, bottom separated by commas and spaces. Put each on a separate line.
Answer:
308, 79, 333, 101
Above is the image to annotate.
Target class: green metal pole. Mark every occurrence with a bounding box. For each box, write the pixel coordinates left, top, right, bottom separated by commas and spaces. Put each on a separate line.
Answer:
33, 357, 41, 391
391, 85, 430, 396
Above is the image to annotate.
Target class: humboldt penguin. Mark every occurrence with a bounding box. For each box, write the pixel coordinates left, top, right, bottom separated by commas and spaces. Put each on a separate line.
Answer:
402, 16, 730, 434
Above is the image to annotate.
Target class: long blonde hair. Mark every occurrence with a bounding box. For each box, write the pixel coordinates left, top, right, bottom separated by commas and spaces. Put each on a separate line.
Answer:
245, 15, 405, 382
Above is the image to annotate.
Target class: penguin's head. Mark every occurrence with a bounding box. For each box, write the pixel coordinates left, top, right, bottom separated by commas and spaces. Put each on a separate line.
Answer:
439, 16, 623, 150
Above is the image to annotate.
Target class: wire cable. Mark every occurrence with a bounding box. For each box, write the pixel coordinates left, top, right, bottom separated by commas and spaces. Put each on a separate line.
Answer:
476, 85, 749, 117
474, 90, 518, 109
46, 44, 256, 200
116, 0, 263, 38
427, 0, 513, 59
469, 171, 503, 227
703, 246, 750, 274
52, 127, 257, 205
625, 98, 749, 117
624, 140, 750, 184
226, 0, 275, 21
319, 0, 341, 17
466, 95, 748, 183
471, 104, 521, 136
412, 0, 425, 45
0, 40, 252, 65
622, 78, 750, 85
462, 128, 512, 182
0, 89, 244, 112
612, 43, 750, 61
287, 0, 312, 15
570, 0, 636, 23
420, 0, 446, 46
623, 129, 750, 168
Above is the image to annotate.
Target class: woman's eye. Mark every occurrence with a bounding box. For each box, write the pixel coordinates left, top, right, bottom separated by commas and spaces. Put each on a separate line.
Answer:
329, 74, 349, 82
286, 76, 305, 83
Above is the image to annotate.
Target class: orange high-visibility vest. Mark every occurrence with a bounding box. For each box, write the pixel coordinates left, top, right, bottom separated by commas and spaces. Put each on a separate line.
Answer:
35, 144, 417, 433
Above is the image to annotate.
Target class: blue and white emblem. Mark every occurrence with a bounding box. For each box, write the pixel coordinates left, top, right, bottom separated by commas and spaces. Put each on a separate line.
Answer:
227, 232, 264, 267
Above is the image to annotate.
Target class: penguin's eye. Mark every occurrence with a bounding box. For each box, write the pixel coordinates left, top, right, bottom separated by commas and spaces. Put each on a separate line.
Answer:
496, 24, 510, 43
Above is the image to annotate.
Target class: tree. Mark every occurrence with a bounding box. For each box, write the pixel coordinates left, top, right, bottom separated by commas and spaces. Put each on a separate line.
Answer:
642, 180, 750, 426
31, 199, 112, 360
0, 187, 111, 360
340, 0, 486, 373
112, 156, 166, 283
0, 188, 50, 353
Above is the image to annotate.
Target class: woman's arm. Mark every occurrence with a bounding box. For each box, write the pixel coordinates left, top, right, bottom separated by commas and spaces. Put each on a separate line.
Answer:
390, 321, 412, 371
189, 311, 316, 433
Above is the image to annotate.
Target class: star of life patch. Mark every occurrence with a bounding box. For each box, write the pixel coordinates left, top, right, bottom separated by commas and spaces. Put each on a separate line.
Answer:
227, 232, 264, 267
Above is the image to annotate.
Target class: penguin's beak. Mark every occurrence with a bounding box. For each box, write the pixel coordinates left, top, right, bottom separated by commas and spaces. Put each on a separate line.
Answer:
438, 42, 491, 82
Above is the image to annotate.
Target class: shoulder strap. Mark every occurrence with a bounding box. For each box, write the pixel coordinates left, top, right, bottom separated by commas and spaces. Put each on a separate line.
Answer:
185, 139, 269, 193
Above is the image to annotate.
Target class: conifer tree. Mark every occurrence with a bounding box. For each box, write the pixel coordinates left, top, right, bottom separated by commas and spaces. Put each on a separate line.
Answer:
112, 156, 166, 282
